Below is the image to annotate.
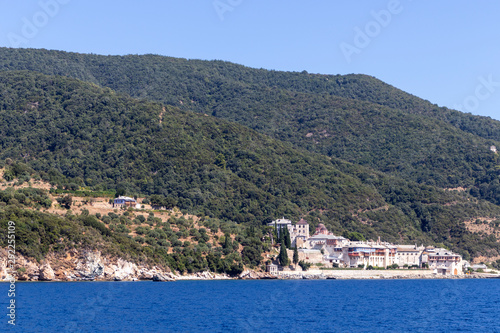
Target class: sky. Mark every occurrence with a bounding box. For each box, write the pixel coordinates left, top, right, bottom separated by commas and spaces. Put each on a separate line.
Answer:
0, 0, 499, 120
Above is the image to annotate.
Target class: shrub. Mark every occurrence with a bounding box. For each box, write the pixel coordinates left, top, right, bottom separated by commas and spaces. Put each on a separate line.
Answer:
57, 195, 72, 209
82, 215, 111, 236
298, 260, 311, 271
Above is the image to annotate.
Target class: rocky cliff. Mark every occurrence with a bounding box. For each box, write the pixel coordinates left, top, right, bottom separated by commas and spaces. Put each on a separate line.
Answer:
0, 248, 177, 282
0, 248, 275, 281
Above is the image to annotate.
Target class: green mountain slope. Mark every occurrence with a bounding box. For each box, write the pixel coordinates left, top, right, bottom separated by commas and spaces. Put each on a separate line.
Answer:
0, 71, 383, 222
1, 48, 498, 140
1, 47, 499, 203
1, 71, 500, 259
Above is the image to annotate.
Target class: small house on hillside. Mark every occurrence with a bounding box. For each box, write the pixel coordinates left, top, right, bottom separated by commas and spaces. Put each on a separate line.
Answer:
266, 263, 278, 275
113, 196, 140, 209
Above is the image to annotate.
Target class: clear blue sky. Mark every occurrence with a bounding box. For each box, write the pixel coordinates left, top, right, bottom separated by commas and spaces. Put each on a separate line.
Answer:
1, 0, 499, 120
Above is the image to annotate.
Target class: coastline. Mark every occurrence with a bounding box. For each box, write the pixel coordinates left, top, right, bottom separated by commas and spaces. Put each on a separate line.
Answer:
2, 248, 497, 283
2, 268, 497, 282
276, 269, 498, 280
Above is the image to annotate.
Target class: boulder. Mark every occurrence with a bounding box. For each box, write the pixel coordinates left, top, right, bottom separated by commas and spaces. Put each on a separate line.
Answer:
137, 269, 154, 280
39, 264, 55, 281
75, 251, 104, 280
152, 273, 176, 282
196, 271, 214, 279
113, 259, 137, 281
239, 269, 277, 280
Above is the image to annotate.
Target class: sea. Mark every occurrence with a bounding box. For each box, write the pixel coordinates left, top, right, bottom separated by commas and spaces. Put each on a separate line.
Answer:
1, 279, 499, 332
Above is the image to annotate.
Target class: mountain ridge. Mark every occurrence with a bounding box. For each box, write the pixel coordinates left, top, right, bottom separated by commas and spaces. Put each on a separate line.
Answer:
1, 47, 499, 199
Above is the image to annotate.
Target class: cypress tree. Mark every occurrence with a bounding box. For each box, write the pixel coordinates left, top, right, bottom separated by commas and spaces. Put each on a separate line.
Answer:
293, 245, 299, 266
224, 233, 231, 249
284, 227, 291, 249
278, 243, 289, 267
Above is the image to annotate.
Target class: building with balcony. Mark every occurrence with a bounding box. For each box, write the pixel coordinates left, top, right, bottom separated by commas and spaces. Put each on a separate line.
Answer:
113, 196, 140, 208
425, 248, 463, 275
343, 242, 398, 268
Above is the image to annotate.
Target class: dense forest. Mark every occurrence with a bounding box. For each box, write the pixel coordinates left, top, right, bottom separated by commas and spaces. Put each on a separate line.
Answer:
0, 70, 499, 261
0, 47, 499, 207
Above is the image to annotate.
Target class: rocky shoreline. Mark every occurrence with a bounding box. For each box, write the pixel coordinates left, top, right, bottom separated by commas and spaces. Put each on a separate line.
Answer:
1, 249, 496, 282
0, 248, 276, 282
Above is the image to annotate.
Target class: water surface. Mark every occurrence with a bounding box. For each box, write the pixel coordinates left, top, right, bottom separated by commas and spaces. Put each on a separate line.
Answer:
1, 279, 499, 332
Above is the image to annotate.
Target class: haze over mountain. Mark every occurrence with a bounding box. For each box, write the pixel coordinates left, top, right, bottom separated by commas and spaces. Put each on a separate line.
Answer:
0, 48, 500, 260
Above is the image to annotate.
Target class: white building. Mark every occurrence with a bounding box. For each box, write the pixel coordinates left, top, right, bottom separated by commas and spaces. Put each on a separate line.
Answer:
295, 228, 464, 272
306, 234, 347, 250
266, 263, 278, 275
396, 245, 424, 267
425, 248, 463, 276
268, 217, 293, 238
295, 219, 310, 238
343, 242, 398, 268
268, 218, 310, 247
113, 196, 140, 209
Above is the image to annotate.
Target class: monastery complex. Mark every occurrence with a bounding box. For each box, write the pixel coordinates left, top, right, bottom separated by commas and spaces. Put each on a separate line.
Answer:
267, 218, 464, 276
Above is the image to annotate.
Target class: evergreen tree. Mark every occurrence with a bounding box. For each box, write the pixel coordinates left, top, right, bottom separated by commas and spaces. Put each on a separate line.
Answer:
284, 227, 291, 249
278, 243, 289, 267
224, 233, 231, 249
293, 245, 299, 266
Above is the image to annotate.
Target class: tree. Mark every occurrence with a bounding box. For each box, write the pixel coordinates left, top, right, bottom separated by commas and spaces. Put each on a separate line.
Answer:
164, 196, 177, 209
223, 233, 232, 249
293, 245, 299, 267
342, 231, 366, 241
115, 187, 126, 198
284, 227, 291, 249
150, 194, 166, 208
242, 246, 262, 267
57, 195, 72, 209
278, 244, 289, 267
298, 260, 311, 271
214, 153, 226, 170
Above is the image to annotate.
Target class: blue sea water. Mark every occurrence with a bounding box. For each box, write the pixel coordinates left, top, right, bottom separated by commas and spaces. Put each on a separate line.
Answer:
1, 279, 500, 332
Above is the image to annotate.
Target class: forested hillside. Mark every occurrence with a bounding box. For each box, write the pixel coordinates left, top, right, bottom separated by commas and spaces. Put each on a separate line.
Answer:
0, 71, 499, 259
0, 188, 261, 275
1, 47, 499, 205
